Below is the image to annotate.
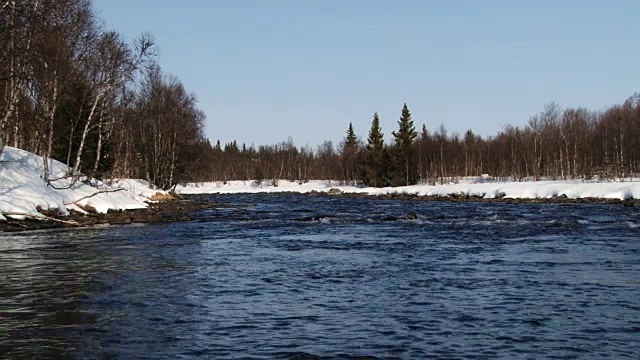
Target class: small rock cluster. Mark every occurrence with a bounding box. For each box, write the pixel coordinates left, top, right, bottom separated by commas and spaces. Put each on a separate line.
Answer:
0, 197, 217, 232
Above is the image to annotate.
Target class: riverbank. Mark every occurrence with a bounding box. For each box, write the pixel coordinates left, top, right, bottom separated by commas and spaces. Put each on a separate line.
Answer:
0, 147, 160, 221
308, 189, 640, 207
0, 146, 185, 230
176, 179, 640, 203
0, 196, 223, 232
2, 145, 638, 231
2, 188, 638, 232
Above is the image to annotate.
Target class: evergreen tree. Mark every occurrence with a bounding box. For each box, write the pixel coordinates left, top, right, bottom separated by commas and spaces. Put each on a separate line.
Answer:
390, 103, 418, 186
346, 122, 357, 148
360, 112, 387, 187
421, 124, 429, 139
368, 113, 384, 153
341, 122, 359, 184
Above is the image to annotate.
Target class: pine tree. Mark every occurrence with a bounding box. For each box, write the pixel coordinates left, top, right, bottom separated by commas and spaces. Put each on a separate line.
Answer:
342, 122, 359, 184
390, 103, 418, 186
346, 122, 357, 148
367, 114, 384, 151
360, 112, 387, 187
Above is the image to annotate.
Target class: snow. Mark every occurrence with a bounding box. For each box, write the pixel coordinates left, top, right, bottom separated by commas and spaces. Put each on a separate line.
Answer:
0, 147, 162, 221
176, 178, 640, 201
1, 145, 638, 223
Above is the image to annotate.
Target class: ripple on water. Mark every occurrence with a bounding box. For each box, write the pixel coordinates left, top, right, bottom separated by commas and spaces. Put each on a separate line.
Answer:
0, 195, 638, 358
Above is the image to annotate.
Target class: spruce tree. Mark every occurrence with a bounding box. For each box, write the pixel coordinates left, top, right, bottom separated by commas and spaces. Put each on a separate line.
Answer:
368, 113, 384, 151
342, 122, 359, 184
346, 122, 357, 148
360, 112, 387, 187
390, 103, 418, 186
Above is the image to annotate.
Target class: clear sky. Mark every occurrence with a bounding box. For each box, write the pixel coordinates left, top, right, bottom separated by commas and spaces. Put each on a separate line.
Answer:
92, 0, 639, 148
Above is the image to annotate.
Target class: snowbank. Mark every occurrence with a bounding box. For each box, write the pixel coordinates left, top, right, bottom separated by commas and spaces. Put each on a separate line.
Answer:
0, 147, 162, 221
4, 144, 634, 223
176, 179, 640, 201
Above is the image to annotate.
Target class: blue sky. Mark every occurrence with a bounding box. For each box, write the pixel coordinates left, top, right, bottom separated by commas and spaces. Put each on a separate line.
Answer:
93, 0, 639, 147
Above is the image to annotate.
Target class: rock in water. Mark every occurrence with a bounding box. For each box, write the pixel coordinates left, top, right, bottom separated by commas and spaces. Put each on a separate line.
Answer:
381, 215, 398, 222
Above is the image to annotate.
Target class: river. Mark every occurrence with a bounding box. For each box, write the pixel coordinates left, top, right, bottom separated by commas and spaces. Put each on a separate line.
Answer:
0, 194, 638, 358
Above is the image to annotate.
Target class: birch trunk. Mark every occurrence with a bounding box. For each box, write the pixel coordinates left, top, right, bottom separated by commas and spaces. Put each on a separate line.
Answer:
43, 74, 59, 182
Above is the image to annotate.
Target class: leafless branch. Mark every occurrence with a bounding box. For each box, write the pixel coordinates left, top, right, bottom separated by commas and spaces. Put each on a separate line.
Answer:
3, 212, 79, 226
63, 187, 125, 205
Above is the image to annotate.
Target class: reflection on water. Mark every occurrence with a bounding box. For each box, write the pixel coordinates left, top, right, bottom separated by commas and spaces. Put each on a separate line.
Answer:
0, 195, 639, 358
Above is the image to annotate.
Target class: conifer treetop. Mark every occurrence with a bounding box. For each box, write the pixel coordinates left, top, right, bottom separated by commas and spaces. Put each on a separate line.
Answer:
392, 103, 418, 148
367, 112, 384, 151
345, 122, 358, 148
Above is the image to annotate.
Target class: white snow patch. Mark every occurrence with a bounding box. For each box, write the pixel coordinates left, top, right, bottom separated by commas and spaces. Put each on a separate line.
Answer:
175, 179, 640, 201
0, 146, 163, 220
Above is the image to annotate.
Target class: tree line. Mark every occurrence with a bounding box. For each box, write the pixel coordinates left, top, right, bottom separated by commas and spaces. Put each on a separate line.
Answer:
2, 1, 638, 190
0, 0, 207, 189
193, 96, 640, 187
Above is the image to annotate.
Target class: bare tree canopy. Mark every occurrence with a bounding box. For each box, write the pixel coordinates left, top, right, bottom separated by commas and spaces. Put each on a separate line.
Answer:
0, 0, 638, 188
0, 0, 204, 190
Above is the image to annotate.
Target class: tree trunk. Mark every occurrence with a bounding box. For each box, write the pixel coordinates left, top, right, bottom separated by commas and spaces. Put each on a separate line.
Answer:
73, 89, 105, 174
43, 74, 59, 183
91, 103, 107, 176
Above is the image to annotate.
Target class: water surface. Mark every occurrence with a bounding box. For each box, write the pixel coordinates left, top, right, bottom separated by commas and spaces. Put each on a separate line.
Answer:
1, 194, 639, 358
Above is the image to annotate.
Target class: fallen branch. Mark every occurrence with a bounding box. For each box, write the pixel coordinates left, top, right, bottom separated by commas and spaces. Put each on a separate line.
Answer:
48, 174, 86, 190
6, 221, 28, 228
63, 188, 125, 205
3, 212, 79, 226
48, 184, 70, 190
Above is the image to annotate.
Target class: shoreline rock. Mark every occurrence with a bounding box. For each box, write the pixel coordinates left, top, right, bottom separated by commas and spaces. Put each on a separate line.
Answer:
0, 196, 222, 232
1, 192, 637, 233
309, 190, 639, 206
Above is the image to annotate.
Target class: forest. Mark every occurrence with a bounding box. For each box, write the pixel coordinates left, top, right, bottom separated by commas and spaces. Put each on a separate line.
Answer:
191, 97, 640, 187
0, 0, 206, 190
1, 0, 639, 190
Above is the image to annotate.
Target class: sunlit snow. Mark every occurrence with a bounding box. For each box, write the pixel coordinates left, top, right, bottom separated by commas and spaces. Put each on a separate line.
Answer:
176, 179, 640, 201
0, 147, 159, 221
1, 146, 638, 222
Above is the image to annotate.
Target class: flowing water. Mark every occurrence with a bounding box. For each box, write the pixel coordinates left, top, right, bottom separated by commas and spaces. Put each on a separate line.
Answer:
0, 194, 639, 359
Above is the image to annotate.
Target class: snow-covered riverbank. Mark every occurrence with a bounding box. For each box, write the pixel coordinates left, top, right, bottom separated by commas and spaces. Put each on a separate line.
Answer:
1, 145, 638, 223
176, 178, 640, 201
0, 147, 161, 221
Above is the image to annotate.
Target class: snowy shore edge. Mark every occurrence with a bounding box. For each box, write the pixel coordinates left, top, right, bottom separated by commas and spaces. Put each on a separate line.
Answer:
1, 145, 639, 226
176, 179, 640, 203
0, 147, 163, 222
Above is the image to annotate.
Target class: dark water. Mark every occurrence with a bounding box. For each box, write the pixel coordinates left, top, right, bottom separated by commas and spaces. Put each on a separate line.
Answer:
1, 194, 639, 359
